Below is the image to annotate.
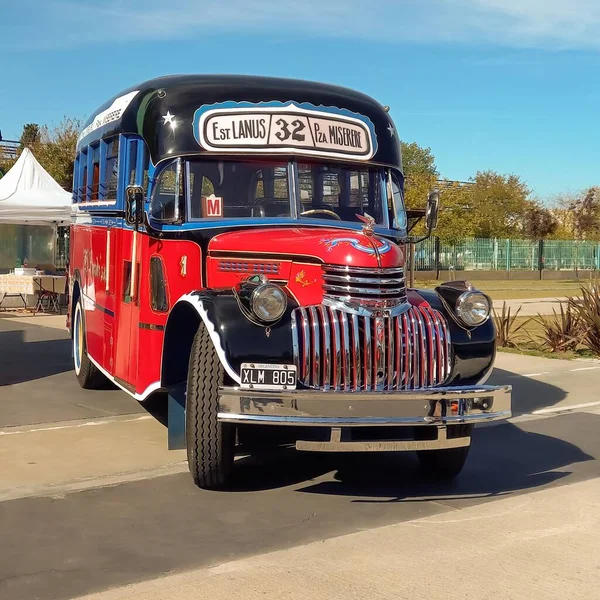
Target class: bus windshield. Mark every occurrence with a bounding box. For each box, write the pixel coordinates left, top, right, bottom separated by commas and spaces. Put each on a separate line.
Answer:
150, 158, 404, 230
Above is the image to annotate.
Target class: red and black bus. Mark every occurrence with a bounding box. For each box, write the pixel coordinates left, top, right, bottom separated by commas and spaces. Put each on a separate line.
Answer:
69, 75, 511, 489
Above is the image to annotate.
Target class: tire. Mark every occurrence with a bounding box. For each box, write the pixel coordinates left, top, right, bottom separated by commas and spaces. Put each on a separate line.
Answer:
186, 323, 235, 490
73, 298, 108, 390
417, 424, 472, 480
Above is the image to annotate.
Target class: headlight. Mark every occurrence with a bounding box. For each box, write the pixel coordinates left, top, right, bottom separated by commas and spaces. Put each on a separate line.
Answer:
251, 284, 287, 322
456, 291, 490, 326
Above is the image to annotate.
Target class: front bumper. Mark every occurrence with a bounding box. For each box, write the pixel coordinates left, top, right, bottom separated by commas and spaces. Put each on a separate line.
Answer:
218, 384, 511, 452
218, 384, 511, 426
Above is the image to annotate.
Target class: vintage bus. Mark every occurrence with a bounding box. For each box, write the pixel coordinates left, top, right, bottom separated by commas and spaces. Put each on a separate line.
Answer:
69, 75, 511, 489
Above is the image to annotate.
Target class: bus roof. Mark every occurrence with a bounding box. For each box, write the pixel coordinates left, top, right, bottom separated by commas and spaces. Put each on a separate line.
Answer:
76, 74, 402, 169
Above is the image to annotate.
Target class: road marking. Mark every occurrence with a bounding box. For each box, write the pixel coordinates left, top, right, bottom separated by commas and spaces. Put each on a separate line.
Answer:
522, 372, 550, 377
532, 401, 600, 415
570, 366, 600, 372
0, 415, 152, 436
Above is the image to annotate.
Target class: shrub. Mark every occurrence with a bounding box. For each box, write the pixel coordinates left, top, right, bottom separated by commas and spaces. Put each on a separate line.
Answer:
536, 304, 583, 353
569, 284, 600, 355
493, 302, 530, 348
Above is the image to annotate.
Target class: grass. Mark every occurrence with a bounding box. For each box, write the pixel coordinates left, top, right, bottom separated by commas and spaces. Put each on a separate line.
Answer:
418, 278, 585, 300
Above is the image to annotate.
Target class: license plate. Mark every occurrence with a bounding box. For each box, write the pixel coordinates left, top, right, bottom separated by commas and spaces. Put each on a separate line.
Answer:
240, 363, 297, 390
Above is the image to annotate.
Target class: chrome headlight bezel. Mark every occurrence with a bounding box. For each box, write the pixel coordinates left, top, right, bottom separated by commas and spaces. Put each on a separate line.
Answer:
250, 283, 287, 323
455, 291, 491, 327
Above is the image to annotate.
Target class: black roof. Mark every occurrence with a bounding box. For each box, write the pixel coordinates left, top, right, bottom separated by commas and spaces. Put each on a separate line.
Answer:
77, 74, 402, 169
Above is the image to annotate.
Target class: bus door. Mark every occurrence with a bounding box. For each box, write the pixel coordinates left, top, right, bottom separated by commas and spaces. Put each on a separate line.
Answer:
114, 228, 143, 389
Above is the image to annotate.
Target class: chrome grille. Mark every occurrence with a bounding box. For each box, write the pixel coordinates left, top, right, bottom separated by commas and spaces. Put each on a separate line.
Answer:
322, 264, 407, 307
291, 305, 451, 391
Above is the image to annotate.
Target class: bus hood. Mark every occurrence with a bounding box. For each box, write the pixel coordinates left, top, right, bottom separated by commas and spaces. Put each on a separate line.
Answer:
208, 226, 404, 269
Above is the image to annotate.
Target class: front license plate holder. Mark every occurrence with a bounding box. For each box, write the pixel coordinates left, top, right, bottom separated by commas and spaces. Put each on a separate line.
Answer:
240, 363, 297, 390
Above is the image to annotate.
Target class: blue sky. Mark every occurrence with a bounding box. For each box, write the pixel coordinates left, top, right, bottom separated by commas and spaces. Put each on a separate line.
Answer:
1, 0, 599, 200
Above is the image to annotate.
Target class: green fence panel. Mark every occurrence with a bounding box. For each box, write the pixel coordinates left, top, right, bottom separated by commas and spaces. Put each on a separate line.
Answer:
413, 237, 599, 272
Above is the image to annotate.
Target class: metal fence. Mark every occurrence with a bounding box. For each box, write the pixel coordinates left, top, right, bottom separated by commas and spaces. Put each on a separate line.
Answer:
414, 237, 600, 272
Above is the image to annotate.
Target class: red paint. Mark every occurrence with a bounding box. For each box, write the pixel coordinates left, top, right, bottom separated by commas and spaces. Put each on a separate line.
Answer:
71, 222, 408, 398
406, 289, 430, 307
209, 227, 404, 268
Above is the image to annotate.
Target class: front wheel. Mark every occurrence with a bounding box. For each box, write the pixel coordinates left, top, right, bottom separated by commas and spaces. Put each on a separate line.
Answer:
185, 323, 235, 490
417, 424, 472, 480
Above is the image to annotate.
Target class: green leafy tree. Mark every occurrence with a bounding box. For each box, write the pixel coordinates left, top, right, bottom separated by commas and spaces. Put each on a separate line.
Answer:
401, 141, 438, 209
35, 117, 82, 191
467, 171, 531, 238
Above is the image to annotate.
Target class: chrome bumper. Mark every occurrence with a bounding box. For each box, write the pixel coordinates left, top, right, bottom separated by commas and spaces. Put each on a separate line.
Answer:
218, 384, 512, 427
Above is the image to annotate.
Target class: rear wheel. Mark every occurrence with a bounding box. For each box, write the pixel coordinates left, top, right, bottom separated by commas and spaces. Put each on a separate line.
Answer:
73, 298, 108, 390
417, 424, 472, 480
185, 323, 235, 489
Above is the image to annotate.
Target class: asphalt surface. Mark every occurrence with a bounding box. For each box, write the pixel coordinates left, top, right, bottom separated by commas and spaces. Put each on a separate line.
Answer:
0, 315, 599, 600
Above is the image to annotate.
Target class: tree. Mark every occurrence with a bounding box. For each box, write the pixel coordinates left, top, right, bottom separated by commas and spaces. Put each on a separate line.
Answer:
35, 117, 82, 191
467, 171, 531, 238
571, 187, 600, 241
523, 203, 558, 239
401, 141, 438, 209
19, 123, 41, 148
434, 182, 477, 243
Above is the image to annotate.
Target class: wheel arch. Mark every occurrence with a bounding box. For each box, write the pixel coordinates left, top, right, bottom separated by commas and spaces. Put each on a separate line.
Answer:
161, 294, 241, 391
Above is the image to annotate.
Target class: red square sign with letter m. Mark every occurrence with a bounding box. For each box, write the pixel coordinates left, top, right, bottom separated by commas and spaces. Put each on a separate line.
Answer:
201, 195, 223, 218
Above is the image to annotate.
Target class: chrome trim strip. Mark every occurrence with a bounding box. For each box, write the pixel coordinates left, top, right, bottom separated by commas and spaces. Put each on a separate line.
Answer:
351, 313, 360, 391
297, 434, 470, 453
299, 307, 310, 385
320, 305, 331, 391
323, 284, 405, 296
386, 316, 394, 391
323, 273, 406, 285
364, 316, 372, 391
329, 307, 342, 390
309, 306, 320, 387
374, 317, 386, 391
322, 265, 405, 275
291, 311, 300, 378
340, 311, 351, 391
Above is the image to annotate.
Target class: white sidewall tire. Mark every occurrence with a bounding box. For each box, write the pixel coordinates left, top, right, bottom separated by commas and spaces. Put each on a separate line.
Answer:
73, 300, 84, 376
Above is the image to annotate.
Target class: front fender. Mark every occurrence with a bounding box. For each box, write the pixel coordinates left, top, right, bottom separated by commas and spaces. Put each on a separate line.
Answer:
163, 290, 297, 387
415, 288, 496, 385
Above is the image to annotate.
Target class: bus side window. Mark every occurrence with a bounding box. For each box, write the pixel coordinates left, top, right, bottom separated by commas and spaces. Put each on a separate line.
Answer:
149, 256, 169, 312
103, 138, 119, 200
78, 149, 88, 202
91, 144, 100, 201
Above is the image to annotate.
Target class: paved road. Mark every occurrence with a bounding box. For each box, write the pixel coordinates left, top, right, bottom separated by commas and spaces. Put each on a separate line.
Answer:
1, 315, 599, 600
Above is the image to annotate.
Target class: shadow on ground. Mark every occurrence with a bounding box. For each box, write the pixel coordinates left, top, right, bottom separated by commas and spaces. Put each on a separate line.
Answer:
0, 328, 72, 385
227, 371, 588, 498
488, 367, 566, 416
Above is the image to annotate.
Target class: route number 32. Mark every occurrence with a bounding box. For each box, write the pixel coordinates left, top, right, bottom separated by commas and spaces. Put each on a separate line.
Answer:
274, 118, 306, 142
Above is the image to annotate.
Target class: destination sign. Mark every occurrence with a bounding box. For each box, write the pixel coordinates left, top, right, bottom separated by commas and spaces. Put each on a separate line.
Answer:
194, 103, 377, 161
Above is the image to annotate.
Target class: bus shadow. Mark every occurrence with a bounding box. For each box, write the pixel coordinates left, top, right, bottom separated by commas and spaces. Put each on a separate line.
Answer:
295, 414, 595, 503
229, 371, 594, 499
0, 329, 73, 386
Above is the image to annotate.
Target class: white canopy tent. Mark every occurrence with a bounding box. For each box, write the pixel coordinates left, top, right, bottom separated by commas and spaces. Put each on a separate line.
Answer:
0, 148, 72, 225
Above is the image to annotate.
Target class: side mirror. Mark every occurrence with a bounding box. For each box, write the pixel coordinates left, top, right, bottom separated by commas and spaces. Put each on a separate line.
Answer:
125, 186, 144, 227
425, 189, 439, 231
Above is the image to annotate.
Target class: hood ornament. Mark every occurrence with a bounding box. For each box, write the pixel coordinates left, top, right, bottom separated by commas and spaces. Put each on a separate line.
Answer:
356, 213, 376, 237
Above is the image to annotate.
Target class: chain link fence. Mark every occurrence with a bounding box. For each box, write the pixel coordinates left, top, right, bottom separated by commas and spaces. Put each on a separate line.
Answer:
414, 237, 600, 272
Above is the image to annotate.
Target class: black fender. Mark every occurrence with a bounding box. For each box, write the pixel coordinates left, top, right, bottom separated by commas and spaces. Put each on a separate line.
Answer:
415, 288, 496, 386
161, 290, 297, 389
